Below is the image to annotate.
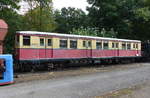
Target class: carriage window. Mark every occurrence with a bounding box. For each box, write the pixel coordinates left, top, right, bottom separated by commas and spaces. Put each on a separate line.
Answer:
133, 44, 136, 48
47, 39, 52, 46
112, 43, 115, 48
122, 43, 126, 50
83, 41, 86, 47
103, 42, 109, 49
60, 40, 67, 48
116, 43, 119, 48
96, 42, 102, 49
70, 40, 77, 49
88, 41, 91, 47
23, 36, 30, 46
136, 44, 138, 49
127, 43, 131, 50
40, 38, 45, 46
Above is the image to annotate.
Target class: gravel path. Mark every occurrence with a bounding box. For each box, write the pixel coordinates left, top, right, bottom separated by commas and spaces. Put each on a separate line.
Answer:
1, 63, 150, 98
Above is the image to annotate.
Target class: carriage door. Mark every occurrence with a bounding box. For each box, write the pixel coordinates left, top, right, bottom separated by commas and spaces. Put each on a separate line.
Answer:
45, 38, 53, 58
116, 42, 119, 57
39, 37, 46, 59
86, 40, 92, 58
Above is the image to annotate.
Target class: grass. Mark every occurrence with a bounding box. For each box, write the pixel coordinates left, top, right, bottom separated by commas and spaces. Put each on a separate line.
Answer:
95, 85, 142, 98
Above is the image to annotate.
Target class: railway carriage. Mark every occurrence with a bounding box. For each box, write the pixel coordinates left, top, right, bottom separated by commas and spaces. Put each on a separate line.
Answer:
15, 31, 141, 71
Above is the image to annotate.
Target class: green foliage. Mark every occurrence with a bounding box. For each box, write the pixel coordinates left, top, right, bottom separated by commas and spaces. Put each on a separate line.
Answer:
70, 27, 99, 36
87, 0, 150, 40
22, 6, 56, 32
0, 0, 57, 53
0, 8, 23, 53
135, 7, 150, 21
70, 27, 117, 38
23, 0, 52, 8
54, 7, 88, 33
0, 0, 20, 10
101, 28, 118, 38
0, 0, 23, 53
22, 0, 56, 32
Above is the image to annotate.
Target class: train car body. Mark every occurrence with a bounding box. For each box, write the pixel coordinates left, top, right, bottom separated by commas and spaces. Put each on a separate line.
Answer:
15, 31, 141, 70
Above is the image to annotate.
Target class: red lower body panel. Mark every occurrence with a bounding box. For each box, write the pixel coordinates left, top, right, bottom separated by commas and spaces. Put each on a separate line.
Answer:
16, 48, 53, 60
16, 48, 141, 60
53, 49, 88, 58
92, 50, 118, 57
119, 50, 141, 57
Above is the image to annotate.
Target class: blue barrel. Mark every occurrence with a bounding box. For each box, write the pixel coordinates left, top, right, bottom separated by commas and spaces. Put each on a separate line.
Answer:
0, 54, 13, 85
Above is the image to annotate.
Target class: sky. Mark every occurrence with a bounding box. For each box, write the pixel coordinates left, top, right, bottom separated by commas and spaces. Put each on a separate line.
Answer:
18, 0, 89, 14
53, 0, 89, 12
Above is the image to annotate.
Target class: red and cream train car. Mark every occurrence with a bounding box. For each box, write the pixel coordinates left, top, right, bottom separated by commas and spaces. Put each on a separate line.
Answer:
15, 31, 141, 69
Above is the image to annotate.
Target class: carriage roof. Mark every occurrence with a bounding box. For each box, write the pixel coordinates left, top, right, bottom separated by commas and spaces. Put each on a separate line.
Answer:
16, 31, 141, 43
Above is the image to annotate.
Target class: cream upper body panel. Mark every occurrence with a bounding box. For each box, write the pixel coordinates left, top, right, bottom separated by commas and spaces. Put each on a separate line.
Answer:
16, 31, 141, 50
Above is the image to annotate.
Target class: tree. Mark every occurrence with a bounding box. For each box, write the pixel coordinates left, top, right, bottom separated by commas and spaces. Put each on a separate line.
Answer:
22, 0, 56, 32
0, 0, 20, 10
130, 0, 150, 40
0, 0, 20, 18
69, 27, 99, 36
54, 7, 88, 33
23, 6, 56, 32
0, 0, 23, 53
87, 0, 150, 40
0, 8, 23, 53
69, 27, 117, 38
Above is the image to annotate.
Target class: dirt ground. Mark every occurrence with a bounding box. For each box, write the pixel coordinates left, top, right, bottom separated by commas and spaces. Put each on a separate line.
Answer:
14, 63, 144, 83
12, 63, 150, 98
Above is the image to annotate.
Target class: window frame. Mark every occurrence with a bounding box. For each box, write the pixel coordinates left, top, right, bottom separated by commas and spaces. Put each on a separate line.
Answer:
116, 43, 119, 48
103, 41, 109, 50
136, 43, 138, 49
60, 39, 68, 49
133, 43, 136, 49
47, 38, 52, 46
112, 42, 115, 48
23, 36, 31, 46
127, 43, 131, 50
40, 38, 45, 46
122, 42, 126, 50
83, 40, 86, 47
96, 41, 102, 49
70, 40, 77, 49
87, 41, 92, 47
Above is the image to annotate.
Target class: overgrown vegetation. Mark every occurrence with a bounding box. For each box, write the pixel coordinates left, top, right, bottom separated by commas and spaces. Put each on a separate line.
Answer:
70, 27, 117, 38
87, 0, 150, 40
